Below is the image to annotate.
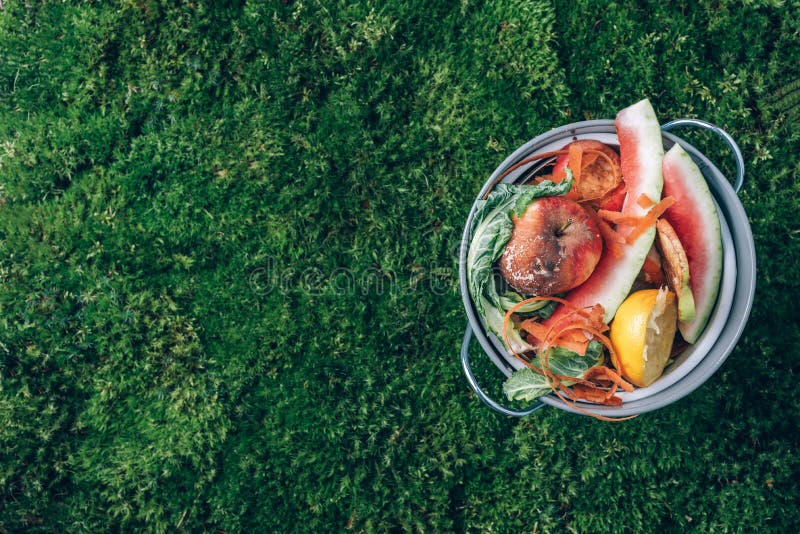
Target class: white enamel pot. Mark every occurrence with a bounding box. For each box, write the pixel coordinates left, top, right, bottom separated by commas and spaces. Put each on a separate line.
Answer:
459, 118, 756, 417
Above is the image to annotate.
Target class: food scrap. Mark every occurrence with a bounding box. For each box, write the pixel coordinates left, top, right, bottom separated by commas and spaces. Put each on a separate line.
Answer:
466, 98, 723, 420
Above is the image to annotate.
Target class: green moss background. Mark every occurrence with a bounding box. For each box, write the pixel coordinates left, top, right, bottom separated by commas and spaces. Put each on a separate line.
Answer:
1, 0, 798, 532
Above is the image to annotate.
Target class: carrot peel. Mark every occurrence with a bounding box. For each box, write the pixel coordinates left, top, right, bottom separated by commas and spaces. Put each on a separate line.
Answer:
625, 196, 677, 244
597, 209, 642, 226
568, 142, 583, 186
502, 297, 638, 420
596, 218, 625, 258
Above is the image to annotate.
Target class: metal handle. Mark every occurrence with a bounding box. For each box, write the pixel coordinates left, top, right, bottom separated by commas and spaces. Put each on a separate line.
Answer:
661, 118, 745, 194
461, 325, 545, 417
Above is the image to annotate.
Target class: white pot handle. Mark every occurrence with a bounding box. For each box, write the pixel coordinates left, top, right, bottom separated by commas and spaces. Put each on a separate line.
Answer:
460, 325, 545, 417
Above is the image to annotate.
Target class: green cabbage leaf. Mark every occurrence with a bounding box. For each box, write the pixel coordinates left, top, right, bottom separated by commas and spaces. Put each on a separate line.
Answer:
466, 176, 572, 354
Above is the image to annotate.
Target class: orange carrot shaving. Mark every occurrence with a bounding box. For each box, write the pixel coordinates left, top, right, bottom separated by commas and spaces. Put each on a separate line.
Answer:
582, 203, 625, 259
503, 298, 602, 378
570, 383, 622, 405
502, 296, 586, 351
637, 193, 654, 209
583, 365, 635, 392
625, 195, 676, 244
538, 331, 638, 421
500, 296, 639, 420
544, 305, 608, 339
521, 319, 591, 355
550, 323, 619, 376
597, 209, 642, 226
568, 142, 583, 186
500, 296, 576, 366
520, 302, 606, 337
542, 325, 633, 403
585, 306, 608, 332
595, 217, 625, 258
539, 319, 633, 412
642, 255, 665, 286
598, 195, 677, 246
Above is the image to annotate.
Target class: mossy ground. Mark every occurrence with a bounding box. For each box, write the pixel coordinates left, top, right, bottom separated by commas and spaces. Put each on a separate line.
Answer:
1, 1, 799, 532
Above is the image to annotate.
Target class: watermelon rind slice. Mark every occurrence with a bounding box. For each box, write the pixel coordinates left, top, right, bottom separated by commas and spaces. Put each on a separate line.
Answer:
546, 98, 665, 325
662, 143, 723, 343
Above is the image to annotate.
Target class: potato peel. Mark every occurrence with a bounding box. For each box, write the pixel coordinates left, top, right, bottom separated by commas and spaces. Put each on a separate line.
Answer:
656, 218, 696, 322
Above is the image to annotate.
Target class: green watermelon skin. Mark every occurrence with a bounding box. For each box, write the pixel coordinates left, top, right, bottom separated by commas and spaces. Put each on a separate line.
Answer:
661, 143, 723, 343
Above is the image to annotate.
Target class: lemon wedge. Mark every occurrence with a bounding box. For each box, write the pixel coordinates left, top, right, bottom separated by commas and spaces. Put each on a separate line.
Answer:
609, 288, 678, 387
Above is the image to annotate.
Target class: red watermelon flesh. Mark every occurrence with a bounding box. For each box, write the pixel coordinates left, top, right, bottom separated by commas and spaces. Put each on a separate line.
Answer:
544, 99, 665, 326
661, 143, 723, 343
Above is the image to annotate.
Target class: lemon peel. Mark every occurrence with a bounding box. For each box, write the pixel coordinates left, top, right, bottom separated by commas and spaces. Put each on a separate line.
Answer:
610, 287, 678, 387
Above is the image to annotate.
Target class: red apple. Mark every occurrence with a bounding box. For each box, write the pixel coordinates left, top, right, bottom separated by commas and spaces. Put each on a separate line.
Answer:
498, 196, 603, 296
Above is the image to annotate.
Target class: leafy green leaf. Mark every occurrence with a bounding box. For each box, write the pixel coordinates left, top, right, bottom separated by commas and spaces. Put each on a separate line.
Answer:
497, 290, 562, 318
503, 341, 604, 402
497, 291, 549, 314
502, 368, 552, 402
513, 169, 573, 217
466, 178, 572, 353
536, 341, 604, 377
532, 298, 560, 319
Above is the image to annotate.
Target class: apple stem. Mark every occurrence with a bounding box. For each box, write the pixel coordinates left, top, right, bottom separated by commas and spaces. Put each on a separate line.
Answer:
556, 218, 573, 237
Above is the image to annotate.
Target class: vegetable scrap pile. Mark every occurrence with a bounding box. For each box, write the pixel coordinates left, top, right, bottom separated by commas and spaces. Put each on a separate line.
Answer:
466, 99, 723, 420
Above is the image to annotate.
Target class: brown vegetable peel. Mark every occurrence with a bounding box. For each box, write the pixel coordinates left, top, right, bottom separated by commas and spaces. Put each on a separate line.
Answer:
656, 218, 696, 322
